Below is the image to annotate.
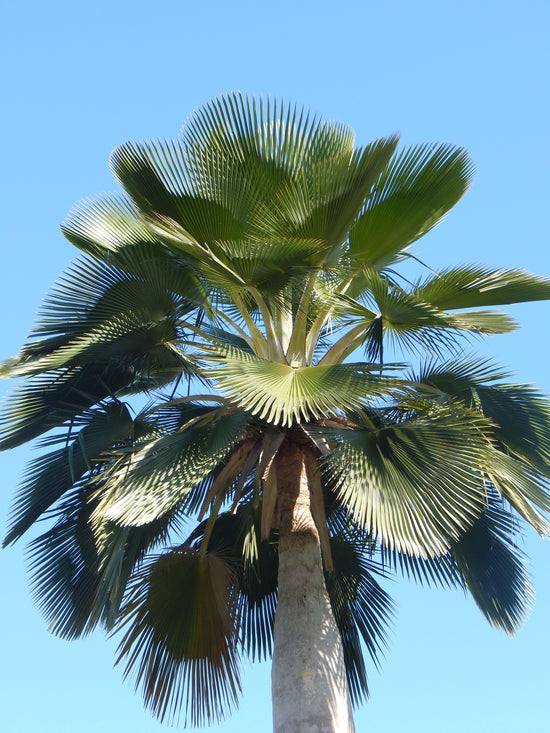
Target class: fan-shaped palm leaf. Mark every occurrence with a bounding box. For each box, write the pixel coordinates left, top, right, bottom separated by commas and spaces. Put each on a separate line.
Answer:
249, 137, 399, 258
1, 252, 203, 378
94, 409, 251, 526
485, 451, 550, 535
202, 342, 397, 426
379, 495, 533, 638
115, 548, 241, 727
349, 143, 474, 269
3, 401, 134, 546
415, 265, 550, 309
449, 493, 533, 634
27, 486, 178, 638
322, 405, 495, 557
415, 358, 550, 472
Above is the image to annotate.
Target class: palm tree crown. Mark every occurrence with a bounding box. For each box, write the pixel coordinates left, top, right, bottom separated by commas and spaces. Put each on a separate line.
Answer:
2, 93, 550, 730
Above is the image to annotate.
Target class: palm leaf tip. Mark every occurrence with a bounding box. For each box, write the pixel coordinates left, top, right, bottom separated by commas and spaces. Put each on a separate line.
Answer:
450, 497, 534, 635
417, 266, 550, 309
3, 401, 134, 547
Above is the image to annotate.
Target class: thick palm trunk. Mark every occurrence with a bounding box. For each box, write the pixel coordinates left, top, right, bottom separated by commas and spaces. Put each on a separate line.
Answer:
271, 439, 355, 733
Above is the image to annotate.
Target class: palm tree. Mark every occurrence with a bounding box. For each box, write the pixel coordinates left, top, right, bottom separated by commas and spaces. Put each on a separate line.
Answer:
2, 93, 550, 733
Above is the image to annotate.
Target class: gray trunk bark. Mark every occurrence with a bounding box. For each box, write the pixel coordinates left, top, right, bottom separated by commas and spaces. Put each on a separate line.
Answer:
271, 439, 355, 733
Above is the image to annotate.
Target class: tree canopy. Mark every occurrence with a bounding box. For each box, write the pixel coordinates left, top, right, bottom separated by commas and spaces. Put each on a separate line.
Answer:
2, 93, 550, 730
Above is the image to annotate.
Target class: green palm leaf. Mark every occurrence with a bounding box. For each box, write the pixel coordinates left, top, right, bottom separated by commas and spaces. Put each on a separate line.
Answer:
486, 451, 550, 535
183, 93, 357, 178
111, 138, 246, 245
476, 385, 550, 471
182, 95, 323, 234
27, 486, 176, 638
94, 409, 251, 526
3, 401, 134, 546
415, 265, 550, 309
62, 196, 211, 310
362, 273, 475, 356
249, 137, 398, 259
414, 356, 508, 392
0, 254, 206, 449
62, 193, 160, 257
189, 236, 326, 296
182, 93, 368, 238
236, 532, 278, 663
449, 494, 533, 634
322, 405, 494, 557
326, 273, 517, 366
0, 365, 137, 450
115, 548, 241, 727
201, 343, 396, 426
92, 517, 179, 630
415, 358, 550, 472
0, 252, 202, 379
349, 143, 474, 269
110, 93, 397, 285
380, 543, 463, 590
381, 496, 533, 636
26, 485, 102, 639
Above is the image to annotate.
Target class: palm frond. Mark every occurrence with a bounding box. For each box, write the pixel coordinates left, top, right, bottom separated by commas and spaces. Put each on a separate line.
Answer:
413, 356, 510, 392
27, 486, 177, 638
183, 92, 369, 242
414, 358, 550, 472
0, 252, 202, 378
93, 409, 252, 526
183, 92, 356, 180
328, 273, 517, 365
380, 544, 463, 590
449, 493, 533, 634
0, 251, 207, 450
62, 193, 160, 257
115, 548, 242, 727
249, 137, 399, 260
415, 265, 550, 309
26, 485, 103, 639
322, 405, 495, 557
201, 342, 396, 426
0, 365, 137, 450
382, 495, 534, 637
192, 236, 326, 297
92, 516, 181, 629
62, 196, 211, 311
3, 401, 133, 546
349, 143, 474, 269
110, 138, 246, 246
486, 451, 550, 536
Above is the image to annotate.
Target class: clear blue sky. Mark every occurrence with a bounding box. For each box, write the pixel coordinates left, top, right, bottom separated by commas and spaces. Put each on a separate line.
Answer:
1, 1, 549, 731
